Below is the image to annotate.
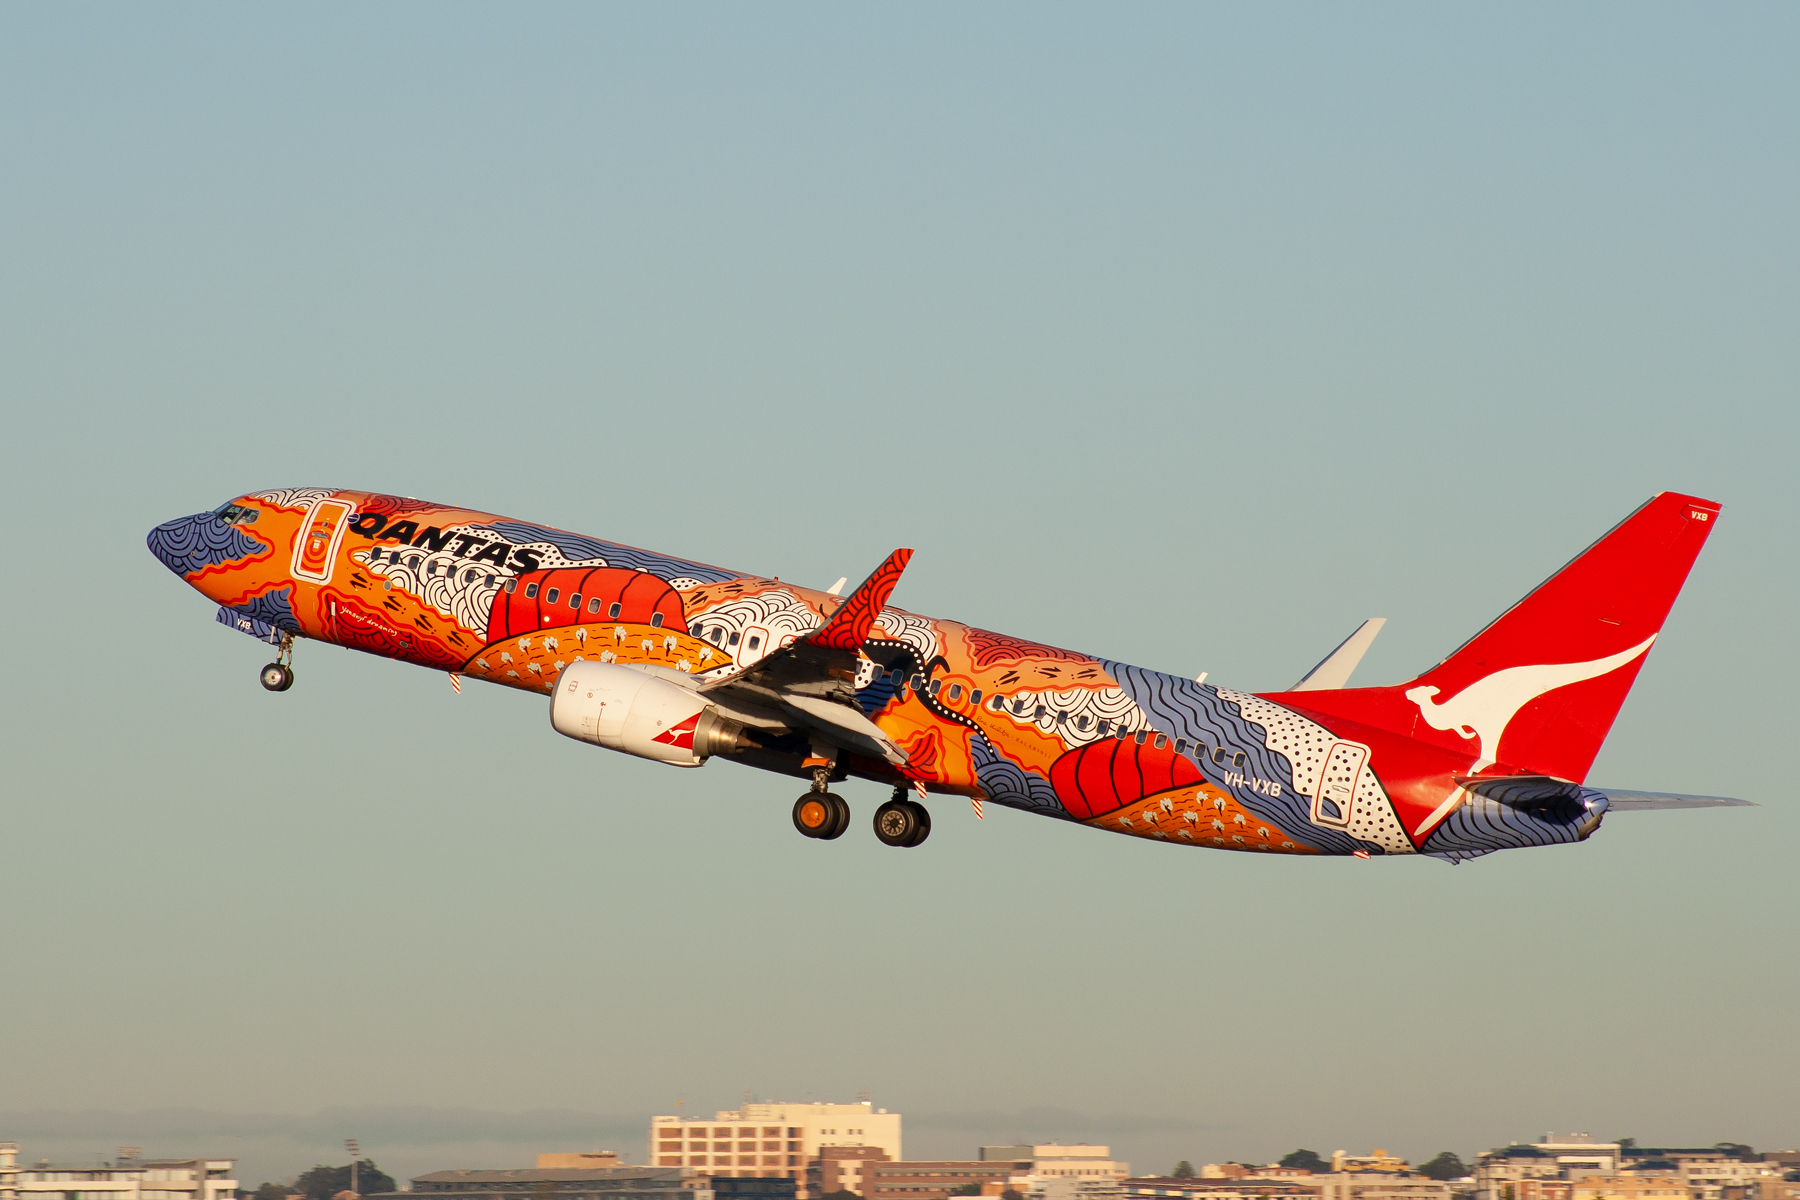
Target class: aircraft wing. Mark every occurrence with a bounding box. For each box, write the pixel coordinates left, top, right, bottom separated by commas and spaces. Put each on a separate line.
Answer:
699, 548, 914, 765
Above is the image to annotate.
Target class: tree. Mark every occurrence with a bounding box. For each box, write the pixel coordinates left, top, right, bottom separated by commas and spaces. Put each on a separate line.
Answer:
1172, 1163, 1197, 1180
1280, 1152, 1329, 1175
251, 1183, 292, 1200
1418, 1154, 1467, 1181
1002, 1189, 1025, 1200
1715, 1145, 1756, 1161
949, 1186, 983, 1196
295, 1162, 396, 1200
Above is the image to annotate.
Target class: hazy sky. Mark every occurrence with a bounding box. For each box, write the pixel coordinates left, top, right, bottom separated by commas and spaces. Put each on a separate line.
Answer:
2, 2, 1796, 1189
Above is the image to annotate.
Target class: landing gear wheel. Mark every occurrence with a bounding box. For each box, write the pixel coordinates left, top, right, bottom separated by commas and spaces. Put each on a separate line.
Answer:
794, 793, 850, 840
259, 663, 294, 692
821, 793, 850, 839
874, 797, 931, 847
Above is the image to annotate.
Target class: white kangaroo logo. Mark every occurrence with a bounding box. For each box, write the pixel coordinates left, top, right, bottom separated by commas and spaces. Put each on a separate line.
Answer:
1405, 635, 1656, 770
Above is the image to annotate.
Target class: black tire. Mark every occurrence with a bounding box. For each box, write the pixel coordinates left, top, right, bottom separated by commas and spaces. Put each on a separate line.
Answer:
819, 793, 851, 840
904, 799, 931, 847
260, 663, 293, 692
793, 794, 832, 838
874, 798, 923, 847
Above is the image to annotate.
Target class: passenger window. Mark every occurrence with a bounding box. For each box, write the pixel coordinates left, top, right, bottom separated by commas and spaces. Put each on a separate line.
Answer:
1135, 730, 1149, 745
545, 587, 560, 604
569, 592, 581, 609
729, 632, 741, 646
990, 694, 1005, 711
1173, 738, 1186, 753
1055, 710, 1067, 724
589, 597, 602, 613
651, 612, 665, 628
747, 635, 761, 651
1154, 734, 1167, 749
1034, 705, 1046, 721
1212, 747, 1228, 763
1096, 721, 1110, 736
505, 579, 517, 594
930, 679, 942, 695
1078, 715, 1092, 731
970, 688, 982, 705
524, 583, 539, 599
947, 684, 963, 701
609, 602, 622, 618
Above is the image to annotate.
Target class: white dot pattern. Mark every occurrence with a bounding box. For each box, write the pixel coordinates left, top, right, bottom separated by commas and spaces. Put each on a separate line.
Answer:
1218, 689, 1414, 854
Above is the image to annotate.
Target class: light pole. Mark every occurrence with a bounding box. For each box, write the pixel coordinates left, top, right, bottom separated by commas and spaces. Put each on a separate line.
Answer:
346, 1141, 360, 1197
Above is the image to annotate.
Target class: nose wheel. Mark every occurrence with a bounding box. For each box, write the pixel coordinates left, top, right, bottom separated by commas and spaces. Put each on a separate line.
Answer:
259, 633, 296, 692
874, 790, 931, 847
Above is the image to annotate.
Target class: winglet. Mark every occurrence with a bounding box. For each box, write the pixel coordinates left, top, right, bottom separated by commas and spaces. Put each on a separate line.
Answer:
806, 548, 913, 650
1290, 618, 1386, 691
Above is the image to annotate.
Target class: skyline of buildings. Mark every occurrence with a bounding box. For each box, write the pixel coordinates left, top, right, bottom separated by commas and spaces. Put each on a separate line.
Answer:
5, 1114, 1796, 1200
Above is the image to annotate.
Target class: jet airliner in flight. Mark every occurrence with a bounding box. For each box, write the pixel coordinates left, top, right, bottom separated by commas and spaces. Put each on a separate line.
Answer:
149, 488, 1747, 860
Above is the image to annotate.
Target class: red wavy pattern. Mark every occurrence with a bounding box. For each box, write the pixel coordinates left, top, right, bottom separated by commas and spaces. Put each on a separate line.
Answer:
1050, 737, 1203, 820
808, 548, 912, 650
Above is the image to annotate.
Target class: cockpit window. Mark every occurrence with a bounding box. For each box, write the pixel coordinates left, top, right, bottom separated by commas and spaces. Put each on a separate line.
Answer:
211, 502, 260, 525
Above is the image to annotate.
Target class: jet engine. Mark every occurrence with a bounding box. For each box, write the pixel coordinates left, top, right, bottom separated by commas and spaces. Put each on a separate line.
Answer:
548, 660, 752, 767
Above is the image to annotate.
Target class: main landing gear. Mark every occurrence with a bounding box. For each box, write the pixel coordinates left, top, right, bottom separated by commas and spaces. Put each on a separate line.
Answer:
793, 766, 851, 840
792, 766, 932, 848
259, 634, 296, 692
874, 788, 931, 848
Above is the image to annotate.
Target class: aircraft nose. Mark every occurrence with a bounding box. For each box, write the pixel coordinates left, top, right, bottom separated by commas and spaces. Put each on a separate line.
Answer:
146, 510, 261, 579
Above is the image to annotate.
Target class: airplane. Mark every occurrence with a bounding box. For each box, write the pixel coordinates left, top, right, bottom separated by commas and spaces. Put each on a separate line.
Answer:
148, 488, 1750, 861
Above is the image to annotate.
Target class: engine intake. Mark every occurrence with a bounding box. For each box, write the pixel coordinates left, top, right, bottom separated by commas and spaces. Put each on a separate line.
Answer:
549, 660, 752, 767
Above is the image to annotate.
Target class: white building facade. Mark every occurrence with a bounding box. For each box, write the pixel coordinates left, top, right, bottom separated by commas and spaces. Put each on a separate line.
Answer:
1, 1145, 237, 1200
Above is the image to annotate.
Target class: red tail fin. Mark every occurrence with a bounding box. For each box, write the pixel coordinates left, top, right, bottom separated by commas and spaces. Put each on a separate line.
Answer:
1266, 492, 1721, 782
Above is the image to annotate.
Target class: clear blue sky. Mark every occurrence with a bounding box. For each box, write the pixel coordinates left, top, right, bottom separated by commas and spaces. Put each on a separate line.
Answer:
1, 1, 1795, 1187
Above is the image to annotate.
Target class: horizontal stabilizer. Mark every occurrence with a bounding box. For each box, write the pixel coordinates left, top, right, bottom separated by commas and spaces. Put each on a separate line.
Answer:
1592, 788, 1756, 811
1290, 617, 1386, 691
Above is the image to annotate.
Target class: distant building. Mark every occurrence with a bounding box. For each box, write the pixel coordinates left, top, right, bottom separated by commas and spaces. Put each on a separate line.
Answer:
1310, 1178, 1452, 1200
649, 1103, 901, 1193
1619, 1152, 1779, 1200
1332, 1156, 1410, 1177
1123, 1180, 1316, 1200
0, 1144, 237, 1200
539, 1159, 627, 1172
1569, 1176, 1685, 1200
1476, 1136, 1624, 1200
864, 1160, 1028, 1200
711, 1180, 797, 1200
401, 1167, 701, 1200
808, 1147, 890, 1197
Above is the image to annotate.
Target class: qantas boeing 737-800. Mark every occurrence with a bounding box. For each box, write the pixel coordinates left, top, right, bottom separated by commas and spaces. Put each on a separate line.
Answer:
148, 488, 1747, 860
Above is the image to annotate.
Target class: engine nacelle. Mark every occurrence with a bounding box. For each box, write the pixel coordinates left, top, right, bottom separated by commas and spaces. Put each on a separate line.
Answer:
548, 660, 750, 767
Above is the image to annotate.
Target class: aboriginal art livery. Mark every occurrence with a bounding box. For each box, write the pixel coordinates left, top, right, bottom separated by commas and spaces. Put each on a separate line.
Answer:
149, 489, 1749, 860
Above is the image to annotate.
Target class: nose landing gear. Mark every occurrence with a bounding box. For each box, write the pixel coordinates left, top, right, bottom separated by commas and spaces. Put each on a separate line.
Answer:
259, 634, 296, 692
